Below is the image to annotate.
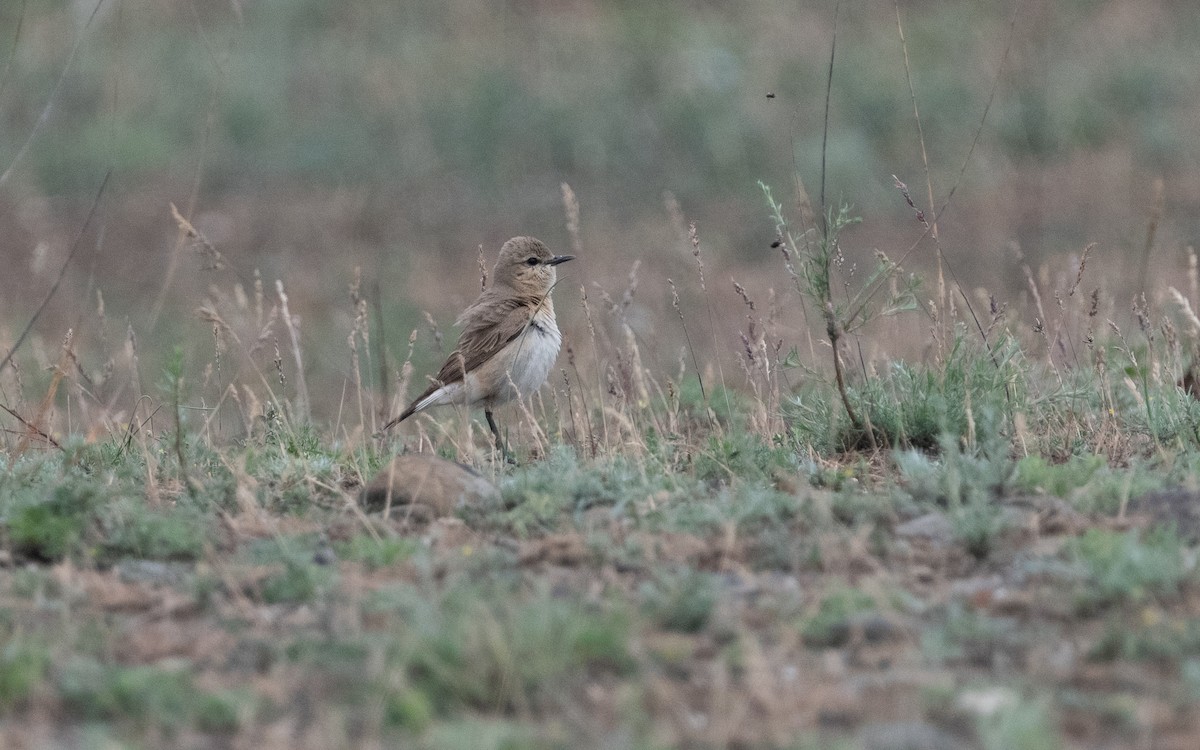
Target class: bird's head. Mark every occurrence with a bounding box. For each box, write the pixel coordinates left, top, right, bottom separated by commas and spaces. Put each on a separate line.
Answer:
492, 236, 573, 296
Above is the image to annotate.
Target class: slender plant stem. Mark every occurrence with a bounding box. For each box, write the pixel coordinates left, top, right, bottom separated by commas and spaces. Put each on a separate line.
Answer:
0, 171, 111, 378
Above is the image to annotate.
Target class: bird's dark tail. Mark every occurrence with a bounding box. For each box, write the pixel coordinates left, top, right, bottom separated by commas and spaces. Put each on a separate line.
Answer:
381, 382, 441, 433
381, 403, 417, 433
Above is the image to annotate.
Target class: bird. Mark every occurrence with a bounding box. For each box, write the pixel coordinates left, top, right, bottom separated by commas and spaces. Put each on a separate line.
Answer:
382, 236, 574, 456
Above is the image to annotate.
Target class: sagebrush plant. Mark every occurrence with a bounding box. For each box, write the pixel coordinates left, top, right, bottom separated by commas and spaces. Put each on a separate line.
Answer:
761, 182, 920, 450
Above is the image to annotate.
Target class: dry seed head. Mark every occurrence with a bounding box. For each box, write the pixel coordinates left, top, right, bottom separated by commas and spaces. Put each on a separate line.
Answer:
171, 203, 227, 271
1068, 242, 1096, 297
422, 311, 443, 350
1134, 295, 1151, 337
580, 286, 598, 343
668, 278, 682, 314
212, 322, 224, 376
1169, 287, 1200, 336
253, 270, 264, 327
621, 260, 640, 311
251, 306, 279, 355
273, 337, 285, 386
1189, 246, 1198, 304
689, 222, 707, 290
595, 285, 618, 315
741, 331, 756, 365
196, 303, 234, 339
1163, 317, 1177, 351
733, 280, 755, 311
561, 182, 583, 259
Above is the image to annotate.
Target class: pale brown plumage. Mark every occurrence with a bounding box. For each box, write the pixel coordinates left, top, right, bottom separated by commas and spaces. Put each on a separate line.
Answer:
382, 237, 573, 450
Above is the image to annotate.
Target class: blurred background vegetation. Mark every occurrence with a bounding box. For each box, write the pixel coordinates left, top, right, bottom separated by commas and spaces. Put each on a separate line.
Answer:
1, 0, 1198, 420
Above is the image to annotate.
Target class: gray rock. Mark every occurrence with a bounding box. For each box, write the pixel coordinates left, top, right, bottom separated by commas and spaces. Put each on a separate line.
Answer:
361, 454, 500, 517
116, 559, 191, 587
1128, 488, 1200, 541
895, 512, 955, 543
225, 638, 276, 674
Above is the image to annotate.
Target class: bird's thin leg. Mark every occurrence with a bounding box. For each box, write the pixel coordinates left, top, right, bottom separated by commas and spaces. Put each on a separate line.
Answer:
485, 410, 516, 464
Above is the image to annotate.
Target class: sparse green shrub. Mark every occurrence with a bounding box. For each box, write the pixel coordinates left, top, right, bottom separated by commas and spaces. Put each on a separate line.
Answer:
1015, 454, 1105, 497
978, 695, 1061, 750
261, 558, 324, 604
337, 534, 418, 570
57, 659, 245, 734
6, 481, 99, 561
386, 583, 635, 714
801, 588, 876, 648
641, 570, 717, 634
1089, 616, 1200, 663
242, 536, 337, 603
98, 502, 208, 562
0, 640, 49, 711
385, 687, 435, 732
1068, 527, 1191, 614
896, 433, 1016, 558
921, 602, 1021, 667
694, 431, 794, 484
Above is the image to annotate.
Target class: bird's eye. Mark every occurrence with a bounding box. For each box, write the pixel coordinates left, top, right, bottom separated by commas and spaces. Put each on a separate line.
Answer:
525, 257, 539, 266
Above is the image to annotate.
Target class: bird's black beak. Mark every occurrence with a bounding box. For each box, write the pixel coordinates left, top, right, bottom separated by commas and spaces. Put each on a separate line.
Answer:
547, 255, 575, 266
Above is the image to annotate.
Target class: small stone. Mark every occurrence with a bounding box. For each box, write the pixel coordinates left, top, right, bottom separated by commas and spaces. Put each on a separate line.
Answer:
895, 512, 955, 543
361, 454, 500, 517
313, 536, 337, 566
855, 612, 905, 644
116, 559, 190, 587
955, 686, 1018, 718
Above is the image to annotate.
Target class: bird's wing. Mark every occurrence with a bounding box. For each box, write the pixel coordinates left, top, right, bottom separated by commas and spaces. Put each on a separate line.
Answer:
382, 291, 541, 430
434, 292, 540, 385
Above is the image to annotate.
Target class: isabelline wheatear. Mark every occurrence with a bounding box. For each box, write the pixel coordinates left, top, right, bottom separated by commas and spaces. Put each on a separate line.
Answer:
383, 237, 573, 454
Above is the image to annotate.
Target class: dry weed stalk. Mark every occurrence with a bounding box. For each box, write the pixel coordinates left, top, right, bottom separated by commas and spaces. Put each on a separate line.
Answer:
348, 268, 373, 436
579, 285, 611, 451
1136, 178, 1166, 298
732, 279, 779, 435
275, 280, 310, 421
